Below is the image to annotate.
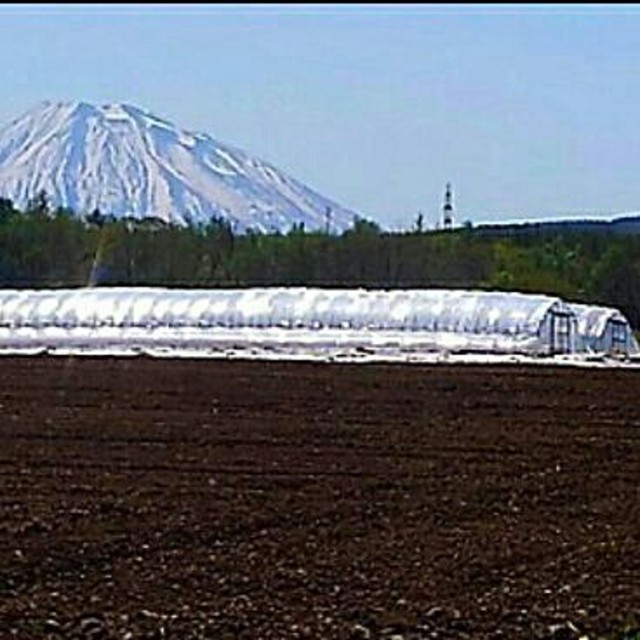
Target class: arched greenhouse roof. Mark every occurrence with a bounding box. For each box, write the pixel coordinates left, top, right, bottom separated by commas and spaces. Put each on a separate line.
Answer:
569, 302, 630, 338
569, 302, 639, 353
0, 286, 571, 336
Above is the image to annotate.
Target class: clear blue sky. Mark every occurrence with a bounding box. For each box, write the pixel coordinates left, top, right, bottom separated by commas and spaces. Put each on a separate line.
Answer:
1, 3, 640, 229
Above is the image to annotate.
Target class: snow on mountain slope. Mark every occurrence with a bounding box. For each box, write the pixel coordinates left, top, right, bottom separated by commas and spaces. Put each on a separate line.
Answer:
0, 101, 358, 232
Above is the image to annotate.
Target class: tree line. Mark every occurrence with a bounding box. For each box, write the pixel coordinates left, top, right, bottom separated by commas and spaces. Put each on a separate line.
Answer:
0, 194, 638, 327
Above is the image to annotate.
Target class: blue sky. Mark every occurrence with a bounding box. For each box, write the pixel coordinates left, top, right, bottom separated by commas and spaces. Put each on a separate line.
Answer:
1, 3, 640, 229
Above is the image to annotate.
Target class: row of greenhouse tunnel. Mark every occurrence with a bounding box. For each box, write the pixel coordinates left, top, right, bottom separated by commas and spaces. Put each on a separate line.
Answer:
0, 287, 636, 357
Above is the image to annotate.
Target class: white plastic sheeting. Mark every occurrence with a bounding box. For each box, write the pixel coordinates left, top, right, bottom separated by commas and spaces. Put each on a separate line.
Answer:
0, 287, 577, 356
570, 303, 639, 355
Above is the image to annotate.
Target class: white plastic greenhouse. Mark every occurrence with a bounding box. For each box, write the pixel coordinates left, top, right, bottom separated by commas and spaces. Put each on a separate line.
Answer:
0, 286, 599, 356
570, 302, 639, 355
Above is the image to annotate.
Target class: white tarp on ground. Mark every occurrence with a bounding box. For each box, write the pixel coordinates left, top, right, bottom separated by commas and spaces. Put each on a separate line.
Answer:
0, 287, 576, 356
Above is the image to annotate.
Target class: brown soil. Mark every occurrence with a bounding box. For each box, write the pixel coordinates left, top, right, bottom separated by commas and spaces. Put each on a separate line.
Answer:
0, 356, 639, 639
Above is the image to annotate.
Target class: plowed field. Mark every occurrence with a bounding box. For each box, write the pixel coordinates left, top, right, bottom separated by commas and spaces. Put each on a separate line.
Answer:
1, 357, 639, 639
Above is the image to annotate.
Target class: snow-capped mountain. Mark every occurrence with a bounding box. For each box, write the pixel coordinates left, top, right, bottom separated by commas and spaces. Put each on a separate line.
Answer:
0, 101, 358, 232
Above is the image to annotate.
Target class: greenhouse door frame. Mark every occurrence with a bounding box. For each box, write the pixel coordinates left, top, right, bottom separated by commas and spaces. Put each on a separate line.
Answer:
610, 319, 628, 354
549, 311, 572, 355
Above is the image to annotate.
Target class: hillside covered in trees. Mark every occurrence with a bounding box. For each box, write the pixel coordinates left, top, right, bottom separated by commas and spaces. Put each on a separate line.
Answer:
0, 194, 638, 328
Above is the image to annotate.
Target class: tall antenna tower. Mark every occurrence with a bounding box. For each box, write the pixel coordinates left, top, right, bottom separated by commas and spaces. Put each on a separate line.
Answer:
324, 206, 332, 234
443, 183, 454, 230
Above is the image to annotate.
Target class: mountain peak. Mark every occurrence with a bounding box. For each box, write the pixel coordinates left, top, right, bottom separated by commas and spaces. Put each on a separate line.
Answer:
0, 101, 357, 232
